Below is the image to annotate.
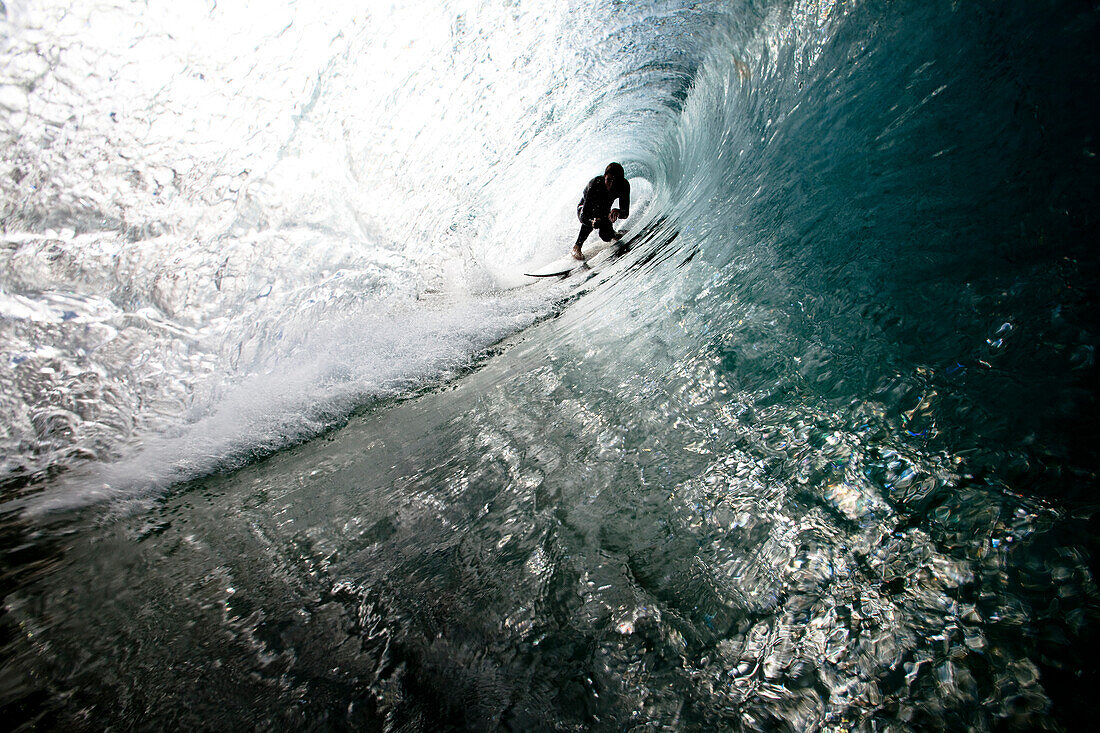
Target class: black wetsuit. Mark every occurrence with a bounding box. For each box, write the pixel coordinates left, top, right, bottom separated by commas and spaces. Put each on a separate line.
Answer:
576, 175, 630, 248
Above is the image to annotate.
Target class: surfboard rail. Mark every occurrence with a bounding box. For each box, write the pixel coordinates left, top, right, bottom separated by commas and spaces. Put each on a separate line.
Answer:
522, 240, 618, 278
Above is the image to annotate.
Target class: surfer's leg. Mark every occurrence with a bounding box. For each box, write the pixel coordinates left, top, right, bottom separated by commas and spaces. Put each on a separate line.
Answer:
573, 222, 593, 259
596, 218, 620, 242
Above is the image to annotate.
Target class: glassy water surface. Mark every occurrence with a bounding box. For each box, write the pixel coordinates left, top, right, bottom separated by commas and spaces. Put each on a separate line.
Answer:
2, 0, 1097, 729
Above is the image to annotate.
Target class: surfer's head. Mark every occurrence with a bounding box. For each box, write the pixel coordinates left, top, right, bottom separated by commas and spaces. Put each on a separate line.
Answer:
604, 162, 624, 189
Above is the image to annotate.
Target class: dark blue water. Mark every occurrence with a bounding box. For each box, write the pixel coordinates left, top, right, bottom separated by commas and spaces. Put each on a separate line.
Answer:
2, 0, 1097, 729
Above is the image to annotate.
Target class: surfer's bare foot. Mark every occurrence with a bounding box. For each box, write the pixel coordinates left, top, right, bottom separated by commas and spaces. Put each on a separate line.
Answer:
571, 245, 584, 260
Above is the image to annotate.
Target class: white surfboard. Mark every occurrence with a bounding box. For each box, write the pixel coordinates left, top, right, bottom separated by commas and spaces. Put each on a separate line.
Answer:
523, 240, 617, 278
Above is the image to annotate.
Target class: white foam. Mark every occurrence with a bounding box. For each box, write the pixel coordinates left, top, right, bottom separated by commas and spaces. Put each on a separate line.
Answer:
1, 0, 656, 506
23, 293, 548, 515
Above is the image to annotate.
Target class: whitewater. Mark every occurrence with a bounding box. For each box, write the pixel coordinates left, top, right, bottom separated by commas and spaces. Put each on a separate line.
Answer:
2, 0, 1097, 729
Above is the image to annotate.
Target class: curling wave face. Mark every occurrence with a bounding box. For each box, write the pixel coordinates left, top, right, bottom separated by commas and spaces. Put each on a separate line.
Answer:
1, 0, 1097, 730
0, 0, 684, 494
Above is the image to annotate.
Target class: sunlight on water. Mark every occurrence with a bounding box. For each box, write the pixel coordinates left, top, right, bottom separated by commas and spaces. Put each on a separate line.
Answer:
0, 0, 653, 492
1, 0, 1096, 729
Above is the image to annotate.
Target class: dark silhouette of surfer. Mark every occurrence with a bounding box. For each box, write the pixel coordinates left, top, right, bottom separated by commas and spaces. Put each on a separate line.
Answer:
572, 162, 630, 260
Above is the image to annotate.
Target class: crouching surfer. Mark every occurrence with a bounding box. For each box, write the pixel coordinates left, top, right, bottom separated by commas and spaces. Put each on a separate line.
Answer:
572, 162, 630, 260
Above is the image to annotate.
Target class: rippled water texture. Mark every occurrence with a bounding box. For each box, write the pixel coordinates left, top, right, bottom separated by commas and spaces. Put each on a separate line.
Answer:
2, 0, 1098, 730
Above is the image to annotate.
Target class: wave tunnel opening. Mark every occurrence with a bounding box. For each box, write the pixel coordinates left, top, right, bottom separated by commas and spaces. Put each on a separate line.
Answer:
1, 0, 1097, 729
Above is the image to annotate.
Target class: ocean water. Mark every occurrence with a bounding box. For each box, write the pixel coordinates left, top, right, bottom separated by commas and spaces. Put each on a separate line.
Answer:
2, 0, 1097, 729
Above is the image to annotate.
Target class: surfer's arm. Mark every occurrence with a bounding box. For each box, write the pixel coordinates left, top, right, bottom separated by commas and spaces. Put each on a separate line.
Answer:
578, 178, 599, 222
617, 180, 630, 219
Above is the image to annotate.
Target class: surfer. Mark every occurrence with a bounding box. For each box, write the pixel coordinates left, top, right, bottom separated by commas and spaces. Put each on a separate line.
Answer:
572, 162, 630, 260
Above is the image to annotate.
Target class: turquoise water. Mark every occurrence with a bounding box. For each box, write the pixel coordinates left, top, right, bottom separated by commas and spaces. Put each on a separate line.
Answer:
2, 0, 1097, 729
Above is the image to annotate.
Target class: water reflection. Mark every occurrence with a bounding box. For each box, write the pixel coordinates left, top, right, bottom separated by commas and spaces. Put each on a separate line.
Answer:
3, 292, 1092, 729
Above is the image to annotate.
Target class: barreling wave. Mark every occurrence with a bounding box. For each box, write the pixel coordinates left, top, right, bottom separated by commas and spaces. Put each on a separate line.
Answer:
0, 0, 701, 499
1, 0, 1097, 729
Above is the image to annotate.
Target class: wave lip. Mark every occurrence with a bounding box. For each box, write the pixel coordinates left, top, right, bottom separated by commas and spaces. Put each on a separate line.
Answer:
0, 0, 692, 498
